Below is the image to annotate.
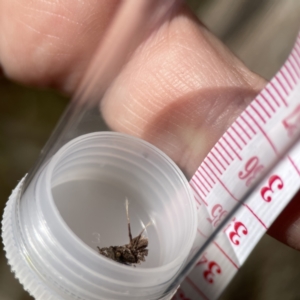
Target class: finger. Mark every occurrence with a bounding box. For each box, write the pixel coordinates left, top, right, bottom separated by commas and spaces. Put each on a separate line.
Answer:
268, 191, 300, 250
5, 0, 297, 250
101, 5, 266, 176
102, 6, 300, 250
0, 0, 120, 92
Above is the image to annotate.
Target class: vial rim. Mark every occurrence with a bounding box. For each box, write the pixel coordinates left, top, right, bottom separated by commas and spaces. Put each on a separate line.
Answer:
44, 132, 197, 275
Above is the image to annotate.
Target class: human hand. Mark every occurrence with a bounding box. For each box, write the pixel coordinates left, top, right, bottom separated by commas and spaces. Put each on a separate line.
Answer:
0, 0, 297, 249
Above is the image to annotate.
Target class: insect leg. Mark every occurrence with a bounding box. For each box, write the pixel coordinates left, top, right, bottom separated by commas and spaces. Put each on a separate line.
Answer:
133, 221, 152, 248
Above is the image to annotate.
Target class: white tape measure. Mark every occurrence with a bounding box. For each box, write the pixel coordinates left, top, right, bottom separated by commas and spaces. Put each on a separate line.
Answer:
175, 33, 300, 300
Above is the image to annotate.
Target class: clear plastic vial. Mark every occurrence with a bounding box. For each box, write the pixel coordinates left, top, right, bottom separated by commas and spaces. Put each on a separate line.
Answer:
3, 132, 197, 299
2, 1, 198, 299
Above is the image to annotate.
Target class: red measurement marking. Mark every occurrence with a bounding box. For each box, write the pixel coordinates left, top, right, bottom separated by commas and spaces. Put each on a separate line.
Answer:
282, 104, 300, 137
201, 165, 217, 187
255, 98, 271, 118
289, 53, 300, 77
260, 92, 276, 113
296, 43, 300, 64
228, 221, 248, 246
197, 229, 239, 270
196, 252, 208, 266
213, 241, 239, 269
270, 81, 288, 107
238, 156, 264, 187
261, 175, 284, 202
279, 68, 293, 90
194, 173, 209, 194
203, 261, 222, 284
189, 183, 203, 206
198, 228, 207, 238
211, 150, 226, 170
292, 50, 300, 69
198, 169, 214, 189
191, 179, 208, 205
207, 156, 222, 175
288, 56, 300, 78
175, 288, 191, 300
193, 195, 202, 209
222, 217, 235, 233
204, 161, 267, 229
195, 254, 222, 284
265, 86, 280, 107
288, 156, 300, 176
285, 62, 298, 85
240, 114, 256, 135
250, 103, 266, 123
207, 204, 228, 227
294, 44, 300, 62
192, 177, 208, 198
215, 145, 230, 165
186, 277, 209, 300
227, 130, 242, 150
231, 124, 247, 145
200, 167, 216, 186
274, 75, 289, 98
222, 136, 242, 161
191, 190, 202, 207
244, 204, 267, 228
245, 110, 278, 155
236, 119, 251, 139
219, 139, 234, 161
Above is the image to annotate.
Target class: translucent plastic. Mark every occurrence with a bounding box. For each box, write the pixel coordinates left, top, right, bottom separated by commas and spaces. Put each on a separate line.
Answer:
1, 1, 197, 298
2, 131, 196, 299
2, 1, 300, 299
0, 1, 250, 299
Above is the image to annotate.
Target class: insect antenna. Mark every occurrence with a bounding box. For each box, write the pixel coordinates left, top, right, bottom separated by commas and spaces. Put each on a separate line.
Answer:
125, 198, 133, 244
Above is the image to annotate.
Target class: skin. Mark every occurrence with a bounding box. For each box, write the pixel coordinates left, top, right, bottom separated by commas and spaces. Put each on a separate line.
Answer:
0, 0, 299, 250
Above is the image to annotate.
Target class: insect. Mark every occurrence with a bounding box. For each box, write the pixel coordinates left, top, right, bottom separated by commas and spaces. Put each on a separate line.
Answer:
97, 198, 150, 266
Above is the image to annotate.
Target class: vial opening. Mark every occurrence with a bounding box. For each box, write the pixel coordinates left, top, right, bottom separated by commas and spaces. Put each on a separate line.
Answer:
49, 132, 196, 271
52, 179, 160, 268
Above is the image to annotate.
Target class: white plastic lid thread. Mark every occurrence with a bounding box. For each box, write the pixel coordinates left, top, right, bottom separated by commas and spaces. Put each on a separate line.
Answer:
2, 132, 197, 300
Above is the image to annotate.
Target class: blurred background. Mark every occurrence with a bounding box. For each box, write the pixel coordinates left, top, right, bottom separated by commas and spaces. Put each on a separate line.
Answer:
1, 0, 300, 299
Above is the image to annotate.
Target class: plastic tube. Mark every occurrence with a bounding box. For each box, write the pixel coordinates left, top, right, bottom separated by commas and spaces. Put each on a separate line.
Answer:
3, 132, 197, 299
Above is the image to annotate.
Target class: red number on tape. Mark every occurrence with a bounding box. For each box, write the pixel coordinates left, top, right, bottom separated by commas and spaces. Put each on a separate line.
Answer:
228, 221, 248, 245
282, 104, 300, 137
238, 156, 264, 186
207, 204, 228, 227
196, 254, 222, 284
203, 261, 222, 284
176, 288, 191, 300
260, 175, 284, 202
196, 253, 208, 266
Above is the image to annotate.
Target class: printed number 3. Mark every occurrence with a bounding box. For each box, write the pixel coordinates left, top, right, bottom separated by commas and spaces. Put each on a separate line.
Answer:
204, 261, 222, 284
229, 221, 248, 245
261, 175, 284, 202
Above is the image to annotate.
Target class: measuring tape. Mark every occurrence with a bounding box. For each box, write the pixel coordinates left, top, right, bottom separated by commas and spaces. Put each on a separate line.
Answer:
173, 32, 300, 300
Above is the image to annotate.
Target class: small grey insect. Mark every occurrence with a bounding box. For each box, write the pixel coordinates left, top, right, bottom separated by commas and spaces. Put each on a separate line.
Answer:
97, 198, 150, 266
